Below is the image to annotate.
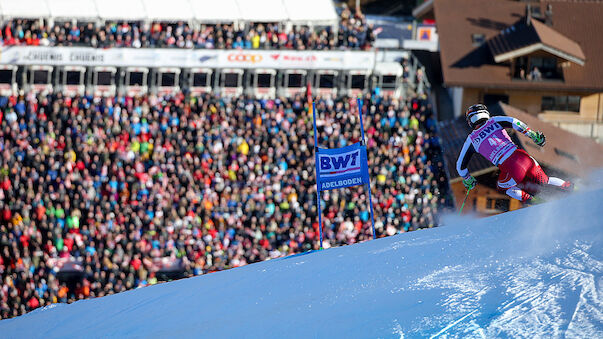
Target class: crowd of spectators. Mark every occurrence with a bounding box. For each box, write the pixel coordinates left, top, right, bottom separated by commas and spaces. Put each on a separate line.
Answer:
0, 90, 449, 319
0, 5, 374, 50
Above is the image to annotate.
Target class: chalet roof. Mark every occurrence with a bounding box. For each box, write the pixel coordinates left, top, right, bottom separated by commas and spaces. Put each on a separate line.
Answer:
488, 19, 585, 66
435, 0, 603, 91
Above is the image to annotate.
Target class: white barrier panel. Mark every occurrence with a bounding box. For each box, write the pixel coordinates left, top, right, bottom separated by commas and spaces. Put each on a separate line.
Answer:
0, 47, 377, 70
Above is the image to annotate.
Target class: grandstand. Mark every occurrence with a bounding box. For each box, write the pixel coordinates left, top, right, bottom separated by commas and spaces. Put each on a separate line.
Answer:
0, 0, 375, 50
0, 0, 446, 320
0, 48, 423, 99
0, 0, 430, 99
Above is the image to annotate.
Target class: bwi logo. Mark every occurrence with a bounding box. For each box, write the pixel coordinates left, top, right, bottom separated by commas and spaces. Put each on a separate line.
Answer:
472, 121, 501, 147
319, 150, 361, 177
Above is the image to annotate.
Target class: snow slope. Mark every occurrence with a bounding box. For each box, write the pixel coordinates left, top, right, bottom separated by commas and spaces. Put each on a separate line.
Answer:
1, 189, 602, 338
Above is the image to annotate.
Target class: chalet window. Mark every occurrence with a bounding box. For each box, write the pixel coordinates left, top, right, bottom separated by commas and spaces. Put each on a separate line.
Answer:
541, 95, 580, 112
530, 6, 542, 19
514, 56, 562, 80
529, 57, 561, 80
0, 70, 12, 84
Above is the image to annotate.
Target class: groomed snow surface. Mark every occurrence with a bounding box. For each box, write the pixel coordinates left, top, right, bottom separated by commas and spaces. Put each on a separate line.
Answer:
1, 187, 602, 338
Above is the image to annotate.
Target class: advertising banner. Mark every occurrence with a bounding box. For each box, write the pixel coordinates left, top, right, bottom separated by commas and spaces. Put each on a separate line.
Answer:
316, 142, 370, 192
311, 98, 376, 248
0, 47, 376, 70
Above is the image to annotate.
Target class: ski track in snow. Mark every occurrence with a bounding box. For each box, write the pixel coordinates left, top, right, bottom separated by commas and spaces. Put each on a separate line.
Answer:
430, 309, 479, 338
391, 319, 405, 338
405, 239, 602, 338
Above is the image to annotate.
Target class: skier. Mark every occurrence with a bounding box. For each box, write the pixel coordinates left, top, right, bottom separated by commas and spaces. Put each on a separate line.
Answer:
456, 104, 573, 204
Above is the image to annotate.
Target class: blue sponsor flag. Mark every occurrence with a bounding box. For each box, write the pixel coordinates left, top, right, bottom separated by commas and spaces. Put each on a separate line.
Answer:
316, 142, 370, 192
312, 98, 377, 249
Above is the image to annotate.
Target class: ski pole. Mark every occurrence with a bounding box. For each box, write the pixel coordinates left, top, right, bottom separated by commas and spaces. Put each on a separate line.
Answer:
458, 189, 471, 215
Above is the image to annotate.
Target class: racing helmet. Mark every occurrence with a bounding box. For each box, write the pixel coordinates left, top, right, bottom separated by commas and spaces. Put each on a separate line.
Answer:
465, 104, 490, 129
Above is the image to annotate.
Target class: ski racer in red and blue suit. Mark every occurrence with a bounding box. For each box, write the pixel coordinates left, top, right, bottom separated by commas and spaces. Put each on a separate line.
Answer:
456, 104, 573, 204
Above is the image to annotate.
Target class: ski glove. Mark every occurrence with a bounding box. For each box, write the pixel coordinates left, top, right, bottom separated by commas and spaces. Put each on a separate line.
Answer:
526, 130, 546, 147
462, 175, 477, 191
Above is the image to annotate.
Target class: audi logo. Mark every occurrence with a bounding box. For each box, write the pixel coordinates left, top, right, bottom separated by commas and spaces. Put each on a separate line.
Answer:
227, 54, 263, 63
